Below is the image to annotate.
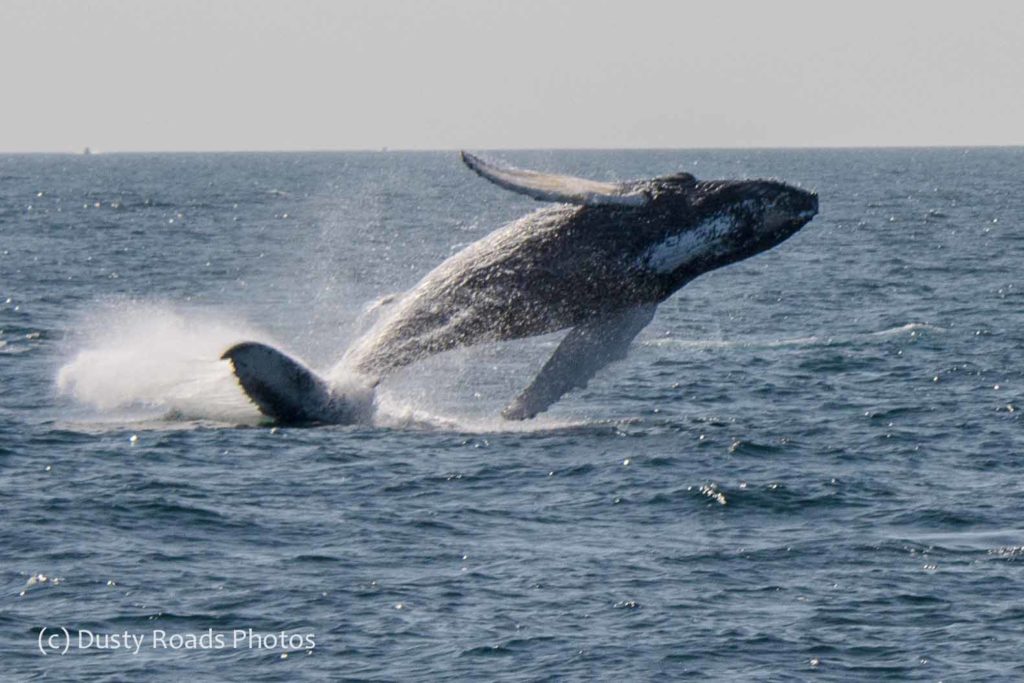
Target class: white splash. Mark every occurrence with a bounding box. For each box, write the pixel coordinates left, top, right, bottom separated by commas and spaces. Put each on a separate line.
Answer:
56, 303, 267, 423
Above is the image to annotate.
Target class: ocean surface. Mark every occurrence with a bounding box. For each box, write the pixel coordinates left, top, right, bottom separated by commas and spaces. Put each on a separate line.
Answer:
3, 148, 1024, 680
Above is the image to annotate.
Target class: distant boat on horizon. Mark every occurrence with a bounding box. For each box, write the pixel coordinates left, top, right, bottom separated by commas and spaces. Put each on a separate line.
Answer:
82, 147, 92, 155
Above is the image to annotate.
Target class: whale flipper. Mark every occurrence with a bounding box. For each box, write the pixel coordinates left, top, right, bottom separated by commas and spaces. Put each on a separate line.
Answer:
502, 304, 657, 420
222, 342, 363, 424
461, 151, 650, 207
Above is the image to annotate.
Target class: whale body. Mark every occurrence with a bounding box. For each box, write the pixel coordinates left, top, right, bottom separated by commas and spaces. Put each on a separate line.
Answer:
223, 152, 818, 424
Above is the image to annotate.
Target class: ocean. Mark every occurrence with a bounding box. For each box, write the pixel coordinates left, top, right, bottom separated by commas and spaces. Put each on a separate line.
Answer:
3, 148, 1024, 680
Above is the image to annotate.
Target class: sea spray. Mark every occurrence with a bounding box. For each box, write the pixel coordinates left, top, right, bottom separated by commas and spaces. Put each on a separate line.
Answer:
56, 302, 268, 423
55, 301, 589, 430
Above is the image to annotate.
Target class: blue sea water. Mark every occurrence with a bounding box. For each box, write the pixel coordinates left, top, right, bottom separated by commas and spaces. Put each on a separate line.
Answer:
3, 148, 1024, 680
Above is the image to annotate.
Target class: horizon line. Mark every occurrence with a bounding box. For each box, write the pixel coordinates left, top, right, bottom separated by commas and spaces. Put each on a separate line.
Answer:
2, 142, 1023, 155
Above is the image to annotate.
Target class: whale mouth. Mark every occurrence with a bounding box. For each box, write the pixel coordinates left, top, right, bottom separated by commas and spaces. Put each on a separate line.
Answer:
801, 192, 819, 220
786, 193, 818, 228
765, 189, 817, 228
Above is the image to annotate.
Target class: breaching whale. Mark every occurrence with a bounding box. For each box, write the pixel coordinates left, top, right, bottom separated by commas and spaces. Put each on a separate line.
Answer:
223, 152, 818, 424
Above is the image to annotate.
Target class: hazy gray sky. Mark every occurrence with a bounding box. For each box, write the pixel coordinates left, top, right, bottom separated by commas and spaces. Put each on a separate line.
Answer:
2, 0, 1022, 152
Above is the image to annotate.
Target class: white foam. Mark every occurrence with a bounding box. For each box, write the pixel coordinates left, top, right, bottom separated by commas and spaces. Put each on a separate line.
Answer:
869, 322, 946, 337
642, 322, 945, 351
54, 300, 605, 432
371, 390, 590, 433
56, 302, 267, 423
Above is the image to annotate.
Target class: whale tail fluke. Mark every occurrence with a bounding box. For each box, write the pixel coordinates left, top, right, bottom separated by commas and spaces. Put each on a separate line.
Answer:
221, 342, 372, 425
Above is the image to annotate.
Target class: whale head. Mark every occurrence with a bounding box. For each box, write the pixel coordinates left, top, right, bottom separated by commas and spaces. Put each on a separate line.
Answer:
456, 151, 817, 297
644, 177, 818, 282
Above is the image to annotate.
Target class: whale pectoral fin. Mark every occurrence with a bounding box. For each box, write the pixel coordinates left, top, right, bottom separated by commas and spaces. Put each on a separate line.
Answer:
222, 341, 347, 424
502, 305, 657, 420
461, 151, 649, 207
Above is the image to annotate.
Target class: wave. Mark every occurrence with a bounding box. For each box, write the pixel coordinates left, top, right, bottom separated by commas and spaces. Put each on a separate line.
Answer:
642, 322, 945, 351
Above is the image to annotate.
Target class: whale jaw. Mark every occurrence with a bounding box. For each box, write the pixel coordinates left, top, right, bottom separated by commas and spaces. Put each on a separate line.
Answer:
221, 342, 373, 425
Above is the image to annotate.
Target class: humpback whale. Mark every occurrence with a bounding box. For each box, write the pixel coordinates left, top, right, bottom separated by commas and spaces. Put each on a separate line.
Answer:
223, 152, 818, 424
